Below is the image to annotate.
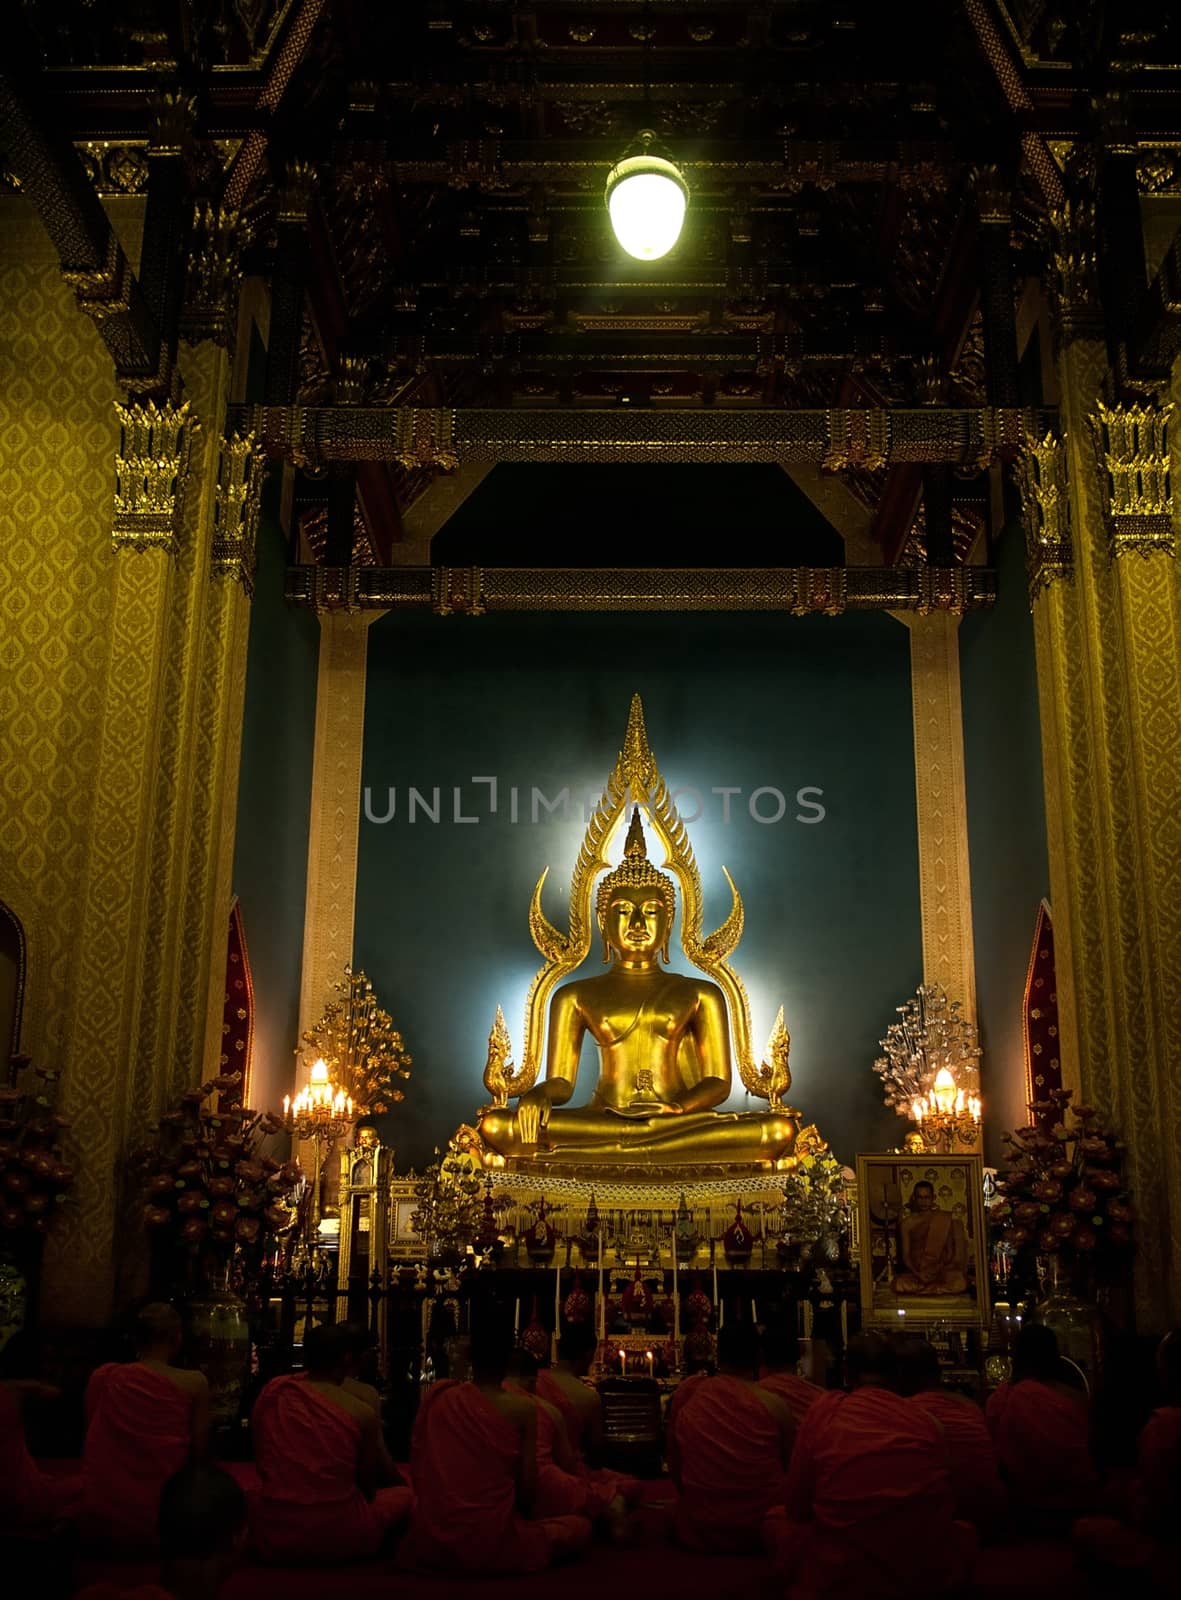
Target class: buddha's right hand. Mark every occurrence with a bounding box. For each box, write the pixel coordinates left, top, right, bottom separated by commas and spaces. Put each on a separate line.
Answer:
514, 1087, 551, 1146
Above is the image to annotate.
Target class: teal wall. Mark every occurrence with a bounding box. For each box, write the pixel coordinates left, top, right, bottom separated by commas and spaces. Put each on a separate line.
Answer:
960, 522, 1050, 1157
231, 485, 320, 1117
355, 610, 922, 1170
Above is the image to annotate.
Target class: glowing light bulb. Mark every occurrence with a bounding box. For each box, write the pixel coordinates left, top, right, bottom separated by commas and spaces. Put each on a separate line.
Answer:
932, 1068, 957, 1116
605, 139, 688, 261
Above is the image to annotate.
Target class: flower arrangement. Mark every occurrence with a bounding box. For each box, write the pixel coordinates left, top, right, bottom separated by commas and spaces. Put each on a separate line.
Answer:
411, 1145, 484, 1261
988, 1088, 1134, 1292
780, 1146, 847, 1247
0, 1055, 74, 1248
297, 967, 412, 1119
130, 1072, 302, 1298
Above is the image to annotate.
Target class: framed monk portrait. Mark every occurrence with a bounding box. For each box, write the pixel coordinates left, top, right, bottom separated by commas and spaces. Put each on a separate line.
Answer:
855, 1153, 989, 1329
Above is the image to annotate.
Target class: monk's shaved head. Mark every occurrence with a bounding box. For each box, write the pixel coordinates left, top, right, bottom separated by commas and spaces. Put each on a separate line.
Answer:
135, 1301, 183, 1354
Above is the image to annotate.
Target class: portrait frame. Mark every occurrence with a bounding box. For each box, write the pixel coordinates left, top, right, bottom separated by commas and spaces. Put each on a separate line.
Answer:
388, 1179, 424, 1260
855, 1152, 989, 1329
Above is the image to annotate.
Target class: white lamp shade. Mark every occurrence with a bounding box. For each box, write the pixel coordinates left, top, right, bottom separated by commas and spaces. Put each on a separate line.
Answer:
606, 155, 688, 261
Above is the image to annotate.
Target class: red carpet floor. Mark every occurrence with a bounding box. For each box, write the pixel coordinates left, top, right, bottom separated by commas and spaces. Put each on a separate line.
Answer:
59, 1465, 1079, 1599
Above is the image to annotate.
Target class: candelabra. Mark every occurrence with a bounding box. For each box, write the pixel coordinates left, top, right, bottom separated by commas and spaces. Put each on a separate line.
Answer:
873, 983, 982, 1151
283, 1058, 353, 1232
911, 1068, 981, 1152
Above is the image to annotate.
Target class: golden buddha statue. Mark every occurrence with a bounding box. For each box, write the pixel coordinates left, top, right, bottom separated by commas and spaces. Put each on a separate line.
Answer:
474, 696, 803, 1173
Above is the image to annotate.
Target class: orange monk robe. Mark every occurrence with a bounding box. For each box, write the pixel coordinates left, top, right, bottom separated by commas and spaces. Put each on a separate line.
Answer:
765, 1388, 975, 1600
0, 1383, 82, 1530
670, 1374, 793, 1553
909, 1390, 1008, 1536
400, 1380, 591, 1576
81, 1364, 194, 1552
985, 1378, 1098, 1525
1130, 1405, 1181, 1538
250, 1373, 410, 1562
760, 1370, 824, 1431
534, 1370, 642, 1510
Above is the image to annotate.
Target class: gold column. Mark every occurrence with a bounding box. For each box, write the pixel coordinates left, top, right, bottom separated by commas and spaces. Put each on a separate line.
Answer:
1026, 170, 1181, 1324
297, 610, 383, 1052
49, 396, 196, 1318
903, 612, 978, 1016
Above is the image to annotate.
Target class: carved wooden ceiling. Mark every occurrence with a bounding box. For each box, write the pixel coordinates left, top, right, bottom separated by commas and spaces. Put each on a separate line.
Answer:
4, 1, 1181, 565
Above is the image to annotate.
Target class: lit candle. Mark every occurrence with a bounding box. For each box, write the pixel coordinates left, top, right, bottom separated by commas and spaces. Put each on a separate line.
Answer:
619, 1349, 626, 1377
283, 1095, 290, 1117
646, 1350, 654, 1380
897, 1308, 906, 1325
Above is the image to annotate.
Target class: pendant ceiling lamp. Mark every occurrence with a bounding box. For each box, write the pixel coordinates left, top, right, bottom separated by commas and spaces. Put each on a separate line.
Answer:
605, 128, 689, 261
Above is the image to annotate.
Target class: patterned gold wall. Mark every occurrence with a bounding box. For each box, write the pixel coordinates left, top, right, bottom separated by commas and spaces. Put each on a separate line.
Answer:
0, 197, 256, 1320
0, 200, 123, 1310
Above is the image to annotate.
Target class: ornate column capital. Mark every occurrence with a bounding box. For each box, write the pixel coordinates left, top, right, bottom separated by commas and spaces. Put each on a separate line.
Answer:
1044, 153, 1103, 348
211, 431, 268, 595
1014, 431, 1074, 600
181, 203, 256, 350
1090, 401, 1175, 558
112, 399, 197, 554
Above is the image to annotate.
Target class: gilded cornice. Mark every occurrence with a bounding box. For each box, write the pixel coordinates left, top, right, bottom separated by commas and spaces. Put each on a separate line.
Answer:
233, 403, 1051, 469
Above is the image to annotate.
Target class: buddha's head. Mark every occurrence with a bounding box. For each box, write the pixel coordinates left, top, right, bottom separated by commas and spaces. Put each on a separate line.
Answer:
596, 809, 676, 965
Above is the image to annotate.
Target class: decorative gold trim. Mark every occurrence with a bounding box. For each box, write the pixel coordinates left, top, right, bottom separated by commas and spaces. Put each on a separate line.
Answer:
112, 399, 196, 554
1014, 430, 1074, 600
1090, 401, 1175, 557
504, 695, 793, 1110
211, 431, 267, 594
235, 403, 1053, 468
285, 566, 995, 614
905, 614, 977, 1019
296, 612, 382, 1048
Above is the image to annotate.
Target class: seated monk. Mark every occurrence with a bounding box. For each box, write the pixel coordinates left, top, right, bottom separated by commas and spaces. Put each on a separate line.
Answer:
0, 1369, 83, 1534
81, 1303, 210, 1553
1074, 1328, 1181, 1586
892, 1182, 969, 1295
536, 1322, 643, 1507
668, 1320, 795, 1553
400, 1295, 592, 1575
478, 810, 796, 1167
897, 1339, 1008, 1539
764, 1332, 975, 1600
759, 1311, 824, 1429
250, 1321, 410, 1562
985, 1323, 1099, 1534
337, 1320, 401, 1488
507, 1350, 639, 1540
76, 1462, 249, 1600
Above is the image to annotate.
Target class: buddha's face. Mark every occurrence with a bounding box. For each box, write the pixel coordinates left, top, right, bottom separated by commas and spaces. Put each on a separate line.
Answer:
912, 1183, 936, 1211
602, 885, 670, 961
